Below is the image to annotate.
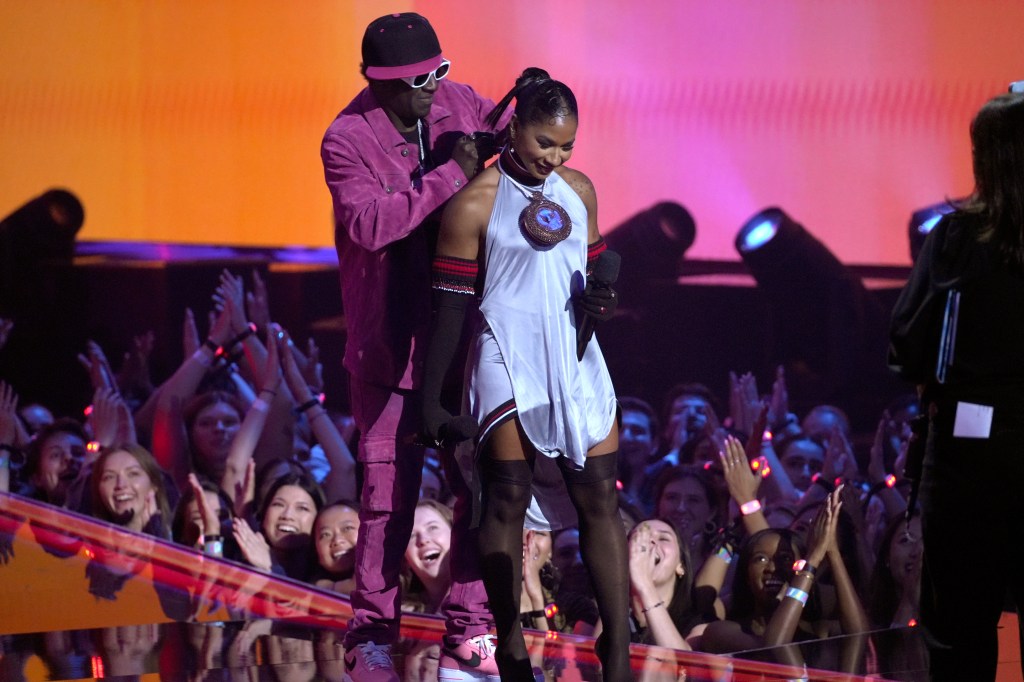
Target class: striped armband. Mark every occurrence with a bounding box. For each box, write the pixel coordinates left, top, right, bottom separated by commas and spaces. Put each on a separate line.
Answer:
586, 238, 607, 275
432, 255, 478, 295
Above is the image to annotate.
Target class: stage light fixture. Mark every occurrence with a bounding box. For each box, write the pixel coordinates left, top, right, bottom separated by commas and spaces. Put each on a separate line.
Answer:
1, 188, 84, 316
907, 201, 953, 262
734, 206, 889, 424
604, 201, 695, 293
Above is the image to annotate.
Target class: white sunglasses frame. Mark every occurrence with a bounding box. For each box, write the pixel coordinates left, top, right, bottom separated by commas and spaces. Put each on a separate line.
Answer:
401, 59, 451, 89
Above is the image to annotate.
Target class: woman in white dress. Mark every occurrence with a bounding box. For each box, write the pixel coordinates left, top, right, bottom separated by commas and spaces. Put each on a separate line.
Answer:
421, 67, 629, 680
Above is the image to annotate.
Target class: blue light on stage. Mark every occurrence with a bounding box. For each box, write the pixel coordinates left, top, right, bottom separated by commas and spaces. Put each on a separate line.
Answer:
918, 213, 944, 235
739, 216, 780, 252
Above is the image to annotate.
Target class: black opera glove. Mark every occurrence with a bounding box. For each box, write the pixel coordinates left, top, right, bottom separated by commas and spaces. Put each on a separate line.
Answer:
576, 278, 618, 322
422, 402, 455, 445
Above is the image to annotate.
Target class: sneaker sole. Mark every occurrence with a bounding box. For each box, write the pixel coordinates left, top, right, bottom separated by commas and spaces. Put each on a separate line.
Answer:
437, 667, 501, 682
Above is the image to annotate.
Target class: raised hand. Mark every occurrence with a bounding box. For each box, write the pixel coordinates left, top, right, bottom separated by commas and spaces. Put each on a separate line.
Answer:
214, 269, 249, 337
728, 371, 762, 436
822, 426, 858, 483
806, 486, 843, 566
207, 301, 234, 349
767, 365, 789, 429
232, 517, 272, 572
245, 269, 271, 331
628, 522, 658, 597
728, 371, 742, 431
744, 403, 769, 460
116, 331, 156, 401
867, 413, 889, 485
279, 328, 312, 401
183, 308, 200, 357
893, 439, 909, 484
89, 386, 122, 448
77, 340, 116, 391
187, 473, 220, 541
300, 337, 324, 394
254, 324, 282, 395
718, 435, 761, 507
0, 381, 20, 446
232, 459, 256, 519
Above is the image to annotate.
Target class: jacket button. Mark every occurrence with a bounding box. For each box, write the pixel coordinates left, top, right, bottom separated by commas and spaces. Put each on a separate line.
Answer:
401, 148, 409, 157
455, 180, 462, 187
385, 186, 393, 193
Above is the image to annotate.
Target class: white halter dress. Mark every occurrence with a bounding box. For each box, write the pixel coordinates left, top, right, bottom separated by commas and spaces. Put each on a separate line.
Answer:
456, 162, 617, 531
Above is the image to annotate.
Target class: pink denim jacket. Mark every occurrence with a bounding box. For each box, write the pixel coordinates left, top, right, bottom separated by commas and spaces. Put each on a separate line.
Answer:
321, 81, 502, 389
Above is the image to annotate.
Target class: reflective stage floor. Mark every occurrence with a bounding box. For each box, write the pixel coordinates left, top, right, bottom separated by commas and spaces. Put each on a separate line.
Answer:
10, 492, 1011, 682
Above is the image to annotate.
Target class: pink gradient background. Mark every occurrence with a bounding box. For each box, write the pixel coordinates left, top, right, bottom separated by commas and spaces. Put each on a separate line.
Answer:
1, 1, 1021, 265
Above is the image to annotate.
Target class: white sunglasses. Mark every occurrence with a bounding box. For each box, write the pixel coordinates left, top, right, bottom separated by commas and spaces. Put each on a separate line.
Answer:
401, 59, 451, 89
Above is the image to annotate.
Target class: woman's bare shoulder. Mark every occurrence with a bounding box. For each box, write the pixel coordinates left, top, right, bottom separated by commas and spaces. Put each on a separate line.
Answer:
556, 166, 595, 202
446, 166, 499, 218
440, 166, 500, 249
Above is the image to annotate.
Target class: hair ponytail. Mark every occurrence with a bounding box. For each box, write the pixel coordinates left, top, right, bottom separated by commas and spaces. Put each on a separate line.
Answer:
484, 67, 552, 130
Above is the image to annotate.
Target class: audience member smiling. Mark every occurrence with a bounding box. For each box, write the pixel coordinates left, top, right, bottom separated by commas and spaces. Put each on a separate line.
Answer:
91, 443, 172, 538
313, 500, 361, 594
402, 499, 453, 614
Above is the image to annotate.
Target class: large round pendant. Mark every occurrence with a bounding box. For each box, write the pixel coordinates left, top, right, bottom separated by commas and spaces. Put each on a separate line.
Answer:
520, 192, 572, 246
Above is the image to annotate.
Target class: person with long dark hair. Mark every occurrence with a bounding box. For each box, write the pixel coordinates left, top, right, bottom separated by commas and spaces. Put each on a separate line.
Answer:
889, 90, 1024, 681
627, 518, 706, 649
421, 67, 628, 680
699, 489, 867, 654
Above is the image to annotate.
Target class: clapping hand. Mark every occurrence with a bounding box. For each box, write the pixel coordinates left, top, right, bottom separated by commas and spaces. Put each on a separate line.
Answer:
245, 269, 271, 331
766, 365, 789, 429
116, 331, 156, 403
867, 414, 889, 486
628, 522, 658, 597
823, 427, 858, 484
806, 486, 843, 567
88, 386, 137, 451
718, 435, 761, 508
213, 270, 251, 339
232, 517, 272, 572
77, 340, 116, 391
0, 381, 21, 446
186, 473, 220, 544
728, 371, 762, 436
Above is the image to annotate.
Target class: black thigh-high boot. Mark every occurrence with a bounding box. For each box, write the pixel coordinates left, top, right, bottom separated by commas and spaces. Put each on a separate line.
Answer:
478, 456, 535, 680
561, 452, 631, 682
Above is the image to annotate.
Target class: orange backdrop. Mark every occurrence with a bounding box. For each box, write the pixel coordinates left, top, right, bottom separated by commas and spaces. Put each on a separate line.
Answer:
1, 0, 1021, 265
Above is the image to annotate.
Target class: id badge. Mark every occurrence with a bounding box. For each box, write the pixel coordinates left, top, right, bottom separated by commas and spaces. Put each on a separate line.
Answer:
952, 401, 993, 439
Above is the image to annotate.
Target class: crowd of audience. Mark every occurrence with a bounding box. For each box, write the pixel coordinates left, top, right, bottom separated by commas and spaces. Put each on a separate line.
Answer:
0, 268, 922, 670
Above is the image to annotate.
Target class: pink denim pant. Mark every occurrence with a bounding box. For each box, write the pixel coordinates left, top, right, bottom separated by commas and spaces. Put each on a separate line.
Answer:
344, 378, 491, 649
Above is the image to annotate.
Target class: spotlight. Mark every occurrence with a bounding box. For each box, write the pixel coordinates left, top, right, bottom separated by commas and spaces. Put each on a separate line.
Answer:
907, 201, 953, 262
735, 207, 888, 420
604, 201, 695, 294
735, 207, 844, 276
1, 188, 84, 316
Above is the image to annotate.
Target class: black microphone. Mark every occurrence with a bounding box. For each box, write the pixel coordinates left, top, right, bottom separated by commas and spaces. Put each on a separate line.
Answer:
409, 414, 479, 448
577, 250, 621, 360
438, 415, 479, 446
